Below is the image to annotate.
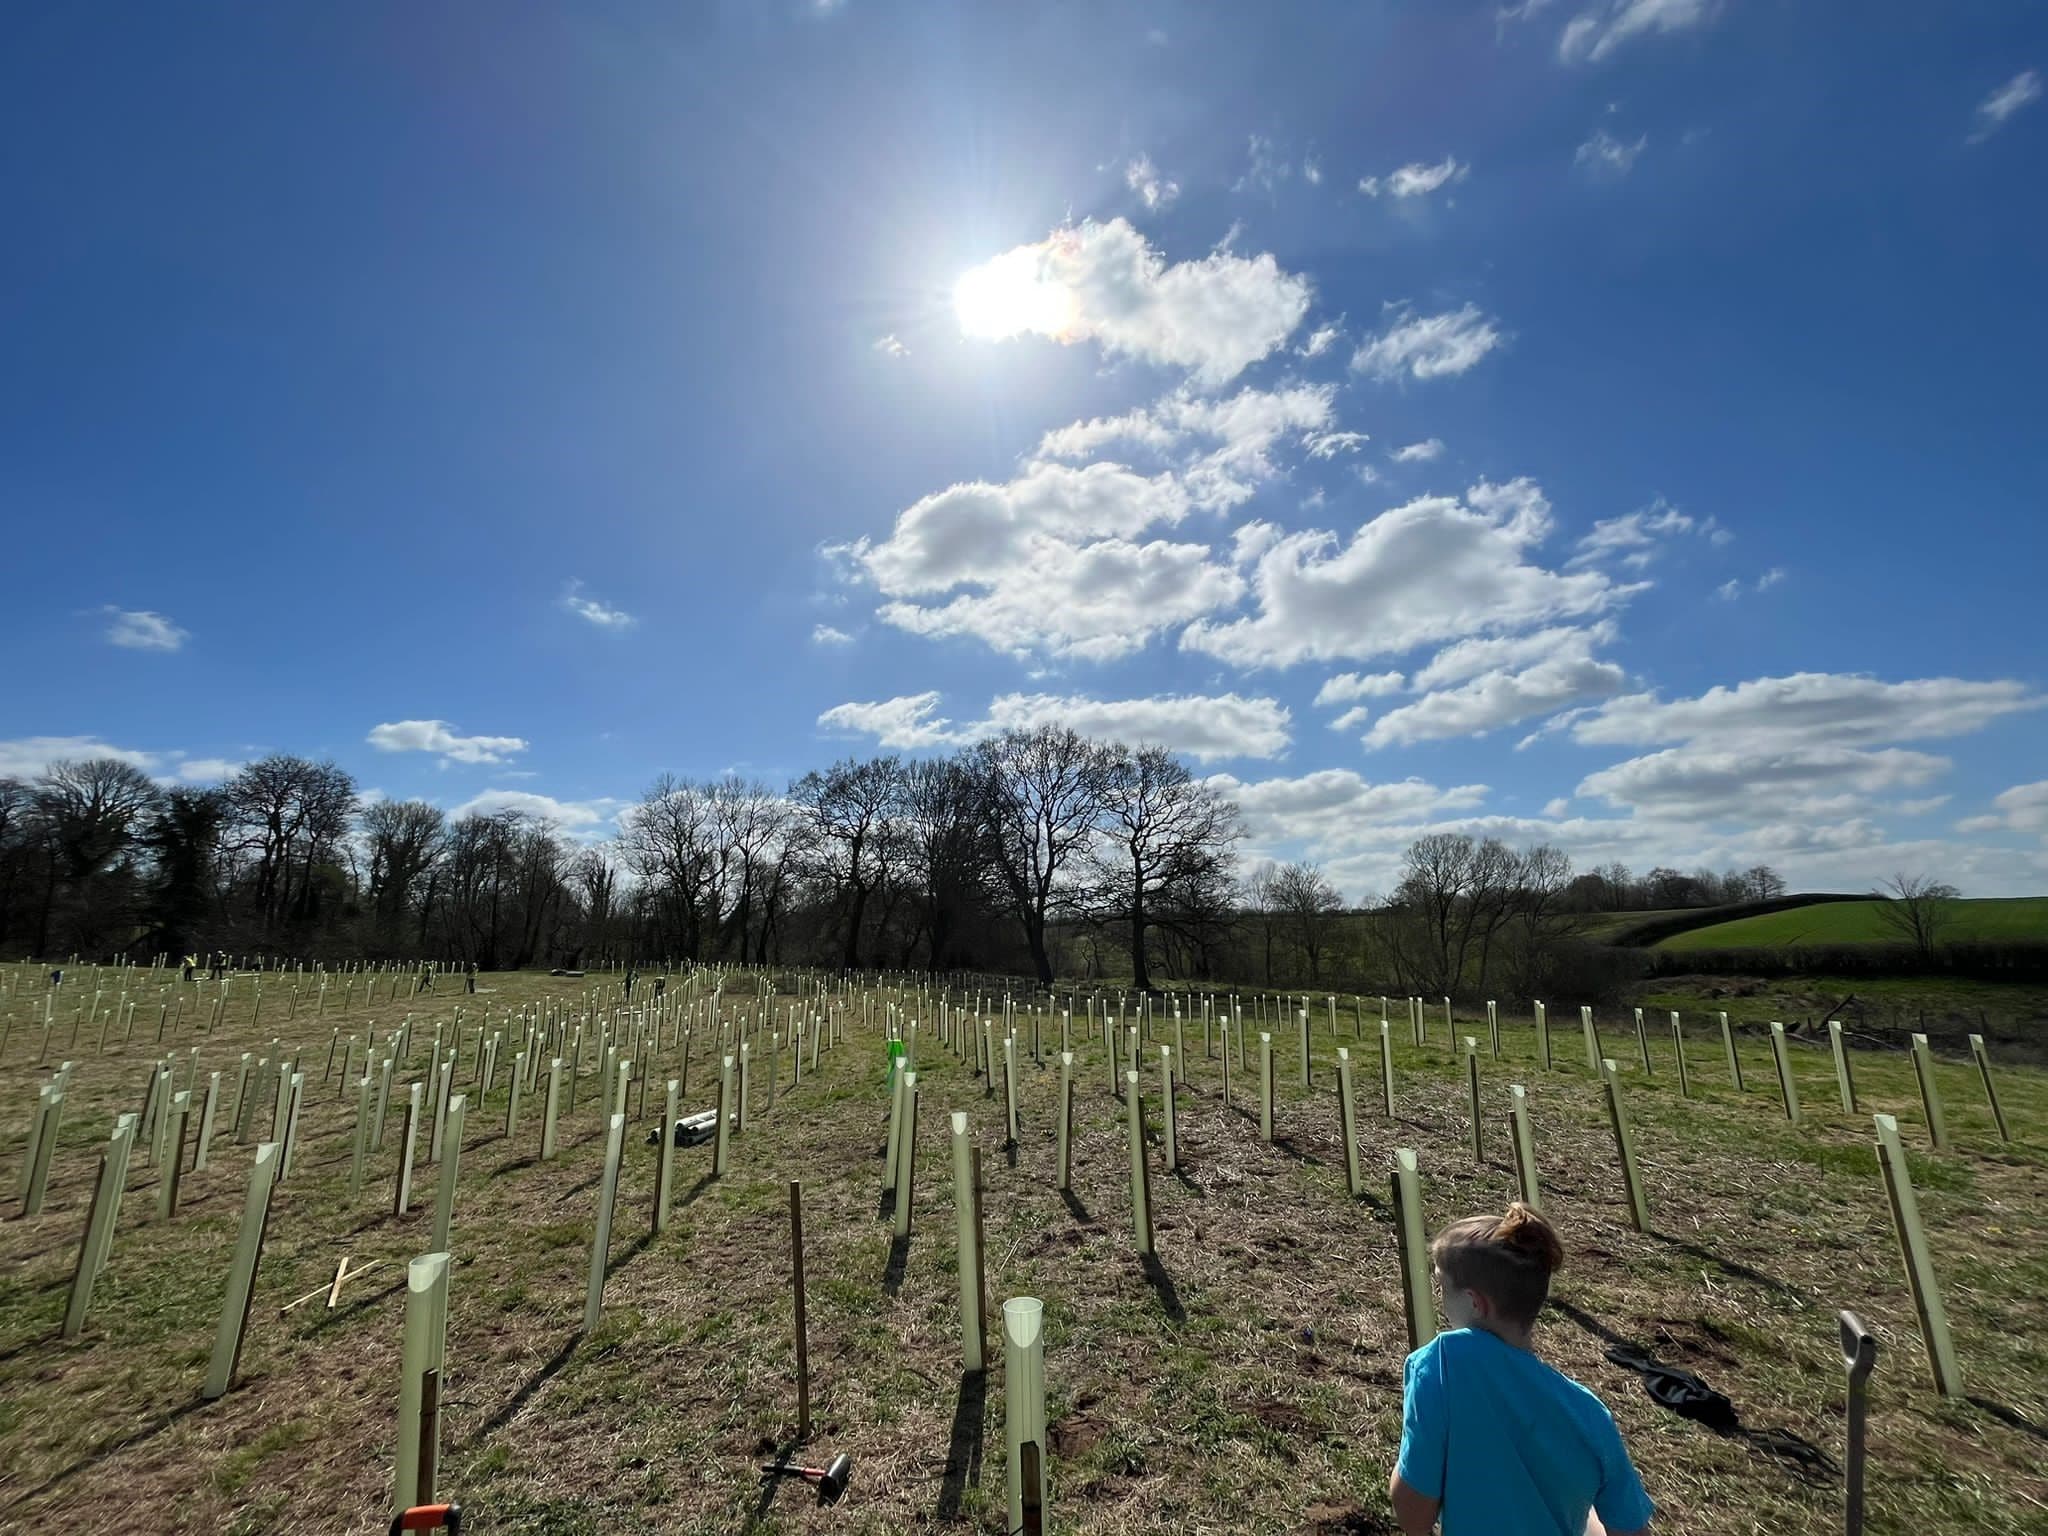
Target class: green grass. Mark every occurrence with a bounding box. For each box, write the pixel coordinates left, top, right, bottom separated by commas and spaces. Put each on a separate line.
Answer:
1656, 896, 2048, 952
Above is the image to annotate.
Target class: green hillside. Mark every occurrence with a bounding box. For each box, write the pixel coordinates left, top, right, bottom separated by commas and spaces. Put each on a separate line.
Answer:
1655, 895, 2048, 952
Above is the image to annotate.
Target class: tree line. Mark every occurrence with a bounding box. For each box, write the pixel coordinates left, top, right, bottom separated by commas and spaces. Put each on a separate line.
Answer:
0, 737, 1816, 1001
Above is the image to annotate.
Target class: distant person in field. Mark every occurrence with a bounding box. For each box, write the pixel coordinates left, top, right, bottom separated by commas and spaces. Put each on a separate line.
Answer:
653, 975, 666, 1000
1389, 1203, 1653, 1536
417, 961, 433, 995
624, 966, 637, 999
465, 960, 477, 994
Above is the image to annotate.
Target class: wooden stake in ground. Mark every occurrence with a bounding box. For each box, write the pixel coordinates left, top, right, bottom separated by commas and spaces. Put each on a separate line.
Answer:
393, 1250, 453, 1517
1258, 1031, 1274, 1144
1392, 1148, 1436, 1349
542, 1057, 563, 1160
790, 1179, 811, 1444
1297, 1008, 1311, 1089
1004, 1295, 1049, 1536
157, 1091, 192, 1219
1969, 1034, 2010, 1143
394, 1083, 423, 1216
430, 1094, 466, 1254
1003, 1034, 1020, 1146
1719, 1011, 1743, 1091
1379, 1020, 1395, 1116
1601, 1059, 1650, 1233
582, 1112, 627, 1334
203, 1141, 280, 1400
1910, 1033, 1948, 1150
714, 1054, 734, 1178
1509, 1085, 1541, 1210
349, 1074, 373, 1197
1829, 1021, 1857, 1115
1124, 1070, 1153, 1257
64, 1135, 125, 1339
1873, 1112, 1961, 1396
1769, 1022, 1802, 1126
1669, 1013, 1691, 1099
1055, 1051, 1074, 1192
1632, 1007, 1654, 1077
1534, 1001, 1550, 1070
1580, 1006, 1601, 1072
654, 1079, 679, 1234
1159, 1045, 1178, 1175
194, 1070, 222, 1171
893, 1071, 919, 1240
951, 1111, 984, 1372
1335, 1047, 1361, 1195
20, 1083, 64, 1217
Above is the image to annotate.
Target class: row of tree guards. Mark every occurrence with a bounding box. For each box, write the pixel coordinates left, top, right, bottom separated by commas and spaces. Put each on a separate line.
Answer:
14, 960, 2016, 1527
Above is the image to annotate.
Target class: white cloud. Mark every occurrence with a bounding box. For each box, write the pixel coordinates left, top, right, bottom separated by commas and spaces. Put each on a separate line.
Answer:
845, 457, 1240, 659
560, 581, 637, 630
1578, 745, 1949, 820
1298, 322, 1342, 358
873, 334, 908, 358
1560, 0, 1718, 64
1033, 384, 1337, 509
1568, 499, 1696, 569
1358, 155, 1470, 199
1570, 673, 2043, 751
1210, 768, 1489, 846
1714, 567, 1786, 601
1391, 438, 1444, 464
174, 757, 241, 783
1412, 622, 1616, 690
1182, 479, 1625, 669
1315, 671, 1406, 706
1715, 578, 1742, 602
952, 217, 1311, 386
1575, 128, 1648, 174
1125, 154, 1181, 210
817, 693, 964, 750
1304, 430, 1369, 459
1365, 653, 1627, 748
1957, 780, 2048, 836
367, 720, 530, 766
1542, 796, 1570, 817
451, 789, 623, 838
819, 689, 1293, 761
811, 624, 855, 646
1352, 304, 1504, 381
1330, 705, 1373, 732
1970, 69, 2042, 142
0, 736, 160, 779
102, 607, 188, 652
1757, 565, 1786, 590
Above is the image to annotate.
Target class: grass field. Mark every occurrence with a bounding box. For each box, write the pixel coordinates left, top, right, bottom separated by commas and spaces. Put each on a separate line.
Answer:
2, 967, 2045, 1534
1655, 897, 2048, 953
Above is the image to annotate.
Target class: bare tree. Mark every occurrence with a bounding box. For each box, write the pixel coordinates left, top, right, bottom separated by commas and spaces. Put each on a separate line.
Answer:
790, 756, 903, 971
976, 726, 1113, 984
1267, 861, 1343, 984
361, 799, 446, 951
1873, 872, 1959, 959
1092, 745, 1242, 992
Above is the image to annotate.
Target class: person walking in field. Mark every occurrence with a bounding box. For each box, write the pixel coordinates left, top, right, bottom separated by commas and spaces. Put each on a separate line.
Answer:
465, 960, 477, 994
416, 961, 433, 996
1388, 1204, 1654, 1536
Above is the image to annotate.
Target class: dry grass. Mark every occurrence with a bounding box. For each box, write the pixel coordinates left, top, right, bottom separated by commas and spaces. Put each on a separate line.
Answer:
1, 968, 2044, 1535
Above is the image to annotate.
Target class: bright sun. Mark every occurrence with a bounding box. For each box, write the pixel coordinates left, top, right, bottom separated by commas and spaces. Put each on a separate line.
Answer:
952, 249, 1075, 340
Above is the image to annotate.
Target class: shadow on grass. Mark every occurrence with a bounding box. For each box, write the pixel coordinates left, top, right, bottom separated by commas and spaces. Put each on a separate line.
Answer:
1970, 1395, 2048, 1443
1139, 1252, 1187, 1323
7, 1394, 212, 1507
936, 1369, 987, 1520
466, 1332, 579, 1445
676, 1171, 718, 1209
1647, 1231, 1803, 1297
881, 1233, 911, 1298
1270, 1136, 1326, 1169
1058, 1189, 1093, 1224
491, 1155, 538, 1178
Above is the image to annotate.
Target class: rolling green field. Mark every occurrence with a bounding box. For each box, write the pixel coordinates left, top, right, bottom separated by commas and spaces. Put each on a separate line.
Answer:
1655, 897, 2048, 953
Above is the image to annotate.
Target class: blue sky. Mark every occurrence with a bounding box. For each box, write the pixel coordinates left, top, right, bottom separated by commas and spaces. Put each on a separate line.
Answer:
4, 2, 2045, 897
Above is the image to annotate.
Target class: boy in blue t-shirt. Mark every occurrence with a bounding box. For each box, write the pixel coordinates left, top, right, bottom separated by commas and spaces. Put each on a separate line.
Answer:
1389, 1203, 1654, 1536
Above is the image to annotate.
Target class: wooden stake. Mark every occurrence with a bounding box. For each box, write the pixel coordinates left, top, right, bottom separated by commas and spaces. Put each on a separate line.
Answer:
1910, 1034, 1948, 1150
791, 1179, 811, 1443
1258, 1031, 1274, 1144
1055, 1051, 1074, 1192
1719, 1011, 1743, 1091
1829, 1020, 1856, 1114
1335, 1047, 1361, 1196
1769, 1022, 1801, 1125
1509, 1084, 1541, 1210
1969, 1034, 2009, 1143
1125, 1070, 1153, 1256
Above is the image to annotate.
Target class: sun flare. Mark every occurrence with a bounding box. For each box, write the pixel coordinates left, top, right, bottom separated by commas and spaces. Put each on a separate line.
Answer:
952, 248, 1076, 340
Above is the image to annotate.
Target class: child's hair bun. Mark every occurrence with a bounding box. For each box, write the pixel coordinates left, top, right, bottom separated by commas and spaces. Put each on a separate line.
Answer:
1495, 1201, 1565, 1273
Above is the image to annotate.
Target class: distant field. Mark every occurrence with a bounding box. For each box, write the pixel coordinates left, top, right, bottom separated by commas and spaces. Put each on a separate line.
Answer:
1656, 896, 2048, 953
1568, 908, 1694, 940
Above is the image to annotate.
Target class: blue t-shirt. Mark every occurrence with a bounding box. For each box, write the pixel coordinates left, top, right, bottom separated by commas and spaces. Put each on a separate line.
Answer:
1396, 1328, 1654, 1536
